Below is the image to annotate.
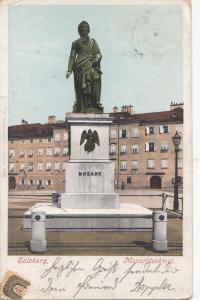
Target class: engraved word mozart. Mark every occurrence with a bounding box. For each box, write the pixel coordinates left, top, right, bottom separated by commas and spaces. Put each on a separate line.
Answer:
79, 171, 102, 176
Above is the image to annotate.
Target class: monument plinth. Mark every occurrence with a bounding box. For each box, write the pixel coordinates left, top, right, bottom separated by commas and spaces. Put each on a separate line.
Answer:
24, 112, 152, 233
61, 113, 119, 209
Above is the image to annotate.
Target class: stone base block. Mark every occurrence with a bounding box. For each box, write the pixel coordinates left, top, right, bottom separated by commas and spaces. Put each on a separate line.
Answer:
30, 240, 47, 253
152, 240, 168, 252
23, 203, 153, 232
65, 160, 115, 194
61, 193, 120, 209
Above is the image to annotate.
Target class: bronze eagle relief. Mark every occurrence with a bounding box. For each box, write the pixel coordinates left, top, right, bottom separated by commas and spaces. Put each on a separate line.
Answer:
80, 129, 100, 153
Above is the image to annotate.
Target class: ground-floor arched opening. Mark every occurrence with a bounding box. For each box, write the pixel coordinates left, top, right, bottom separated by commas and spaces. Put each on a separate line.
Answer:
9, 176, 16, 190
150, 175, 161, 189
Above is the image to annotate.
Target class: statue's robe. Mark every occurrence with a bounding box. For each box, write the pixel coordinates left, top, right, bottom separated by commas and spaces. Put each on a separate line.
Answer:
67, 37, 102, 112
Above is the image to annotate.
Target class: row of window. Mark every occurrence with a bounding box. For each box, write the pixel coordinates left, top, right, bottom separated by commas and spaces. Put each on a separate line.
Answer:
145, 126, 169, 135
110, 124, 183, 139
9, 162, 68, 172
119, 159, 183, 170
19, 179, 53, 186
9, 147, 69, 158
110, 141, 182, 154
9, 158, 183, 172
9, 141, 182, 158
9, 132, 69, 145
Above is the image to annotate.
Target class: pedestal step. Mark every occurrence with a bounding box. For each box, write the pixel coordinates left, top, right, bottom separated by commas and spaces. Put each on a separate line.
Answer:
23, 203, 153, 232
61, 193, 119, 209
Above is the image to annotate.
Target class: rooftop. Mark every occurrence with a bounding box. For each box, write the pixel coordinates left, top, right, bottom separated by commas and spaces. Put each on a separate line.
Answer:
8, 107, 183, 139
110, 107, 183, 124
8, 122, 66, 139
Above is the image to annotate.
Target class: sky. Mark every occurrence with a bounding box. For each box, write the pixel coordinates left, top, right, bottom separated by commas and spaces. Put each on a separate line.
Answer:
8, 5, 183, 125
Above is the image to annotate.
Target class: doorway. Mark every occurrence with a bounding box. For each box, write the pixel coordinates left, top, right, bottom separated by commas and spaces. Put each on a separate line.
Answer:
9, 176, 16, 190
150, 176, 161, 189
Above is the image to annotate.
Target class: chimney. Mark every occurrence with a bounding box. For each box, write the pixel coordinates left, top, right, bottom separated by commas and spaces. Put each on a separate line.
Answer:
120, 105, 134, 114
112, 106, 118, 113
127, 105, 134, 114
21, 118, 28, 124
121, 105, 127, 112
48, 115, 56, 124
170, 102, 184, 110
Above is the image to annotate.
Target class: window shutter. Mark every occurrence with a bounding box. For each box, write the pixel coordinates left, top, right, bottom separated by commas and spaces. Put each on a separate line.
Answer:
126, 130, 129, 138
64, 132, 68, 141
122, 145, 126, 152
119, 130, 122, 138
145, 143, 149, 152
154, 143, 157, 152
145, 127, 149, 135
159, 126, 163, 133
133, 128, 139, 137
167, 125, 170, 133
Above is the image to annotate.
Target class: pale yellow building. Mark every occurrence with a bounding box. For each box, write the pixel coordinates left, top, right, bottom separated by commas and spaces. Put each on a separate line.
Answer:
109, 102, 183, 189
8, 116, 69, 191
8, 103, 183, 191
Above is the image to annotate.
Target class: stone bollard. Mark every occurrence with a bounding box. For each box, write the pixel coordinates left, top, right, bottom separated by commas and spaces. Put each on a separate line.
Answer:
162, 193, 168, 211
52, 192, 60, 207
152, 211, 168, 252
30, 211, 47, 253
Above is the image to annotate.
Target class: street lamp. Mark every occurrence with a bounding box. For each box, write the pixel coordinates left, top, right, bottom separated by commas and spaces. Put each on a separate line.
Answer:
172, 131, 181, 211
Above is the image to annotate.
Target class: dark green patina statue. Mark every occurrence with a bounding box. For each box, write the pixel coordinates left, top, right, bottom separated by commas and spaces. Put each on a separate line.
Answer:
66, 21, 103, 113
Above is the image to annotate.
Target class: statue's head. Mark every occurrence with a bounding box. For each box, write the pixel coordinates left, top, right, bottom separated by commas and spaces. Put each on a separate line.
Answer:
78, 21, 90, 37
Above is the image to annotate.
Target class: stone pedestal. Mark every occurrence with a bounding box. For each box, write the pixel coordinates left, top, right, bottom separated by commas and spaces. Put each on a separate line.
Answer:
23, 113, 154, 243
61, 113, 119, 209
24, 203, 153, 232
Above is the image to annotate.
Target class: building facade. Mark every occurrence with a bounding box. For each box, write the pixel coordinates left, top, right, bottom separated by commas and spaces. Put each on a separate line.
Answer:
8, 116, 70, 191
8, 103, 183, 191
109, 103, 183, 189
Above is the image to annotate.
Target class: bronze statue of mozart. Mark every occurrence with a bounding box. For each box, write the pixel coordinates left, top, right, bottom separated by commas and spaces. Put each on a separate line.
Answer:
66, 21, 103, 113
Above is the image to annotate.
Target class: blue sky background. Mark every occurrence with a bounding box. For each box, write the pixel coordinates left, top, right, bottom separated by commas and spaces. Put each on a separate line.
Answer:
8, 5, 182, 125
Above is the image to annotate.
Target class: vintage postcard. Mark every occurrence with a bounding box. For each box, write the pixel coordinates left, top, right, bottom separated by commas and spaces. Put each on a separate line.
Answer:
0, 0, 192, 299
